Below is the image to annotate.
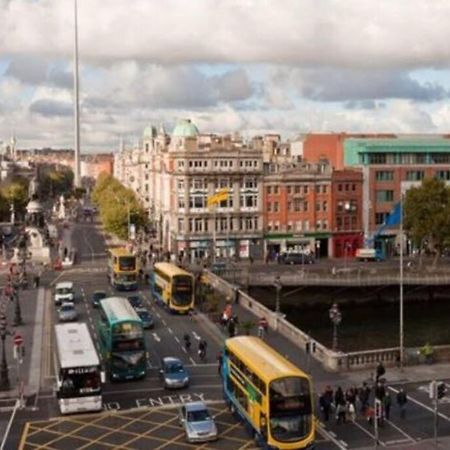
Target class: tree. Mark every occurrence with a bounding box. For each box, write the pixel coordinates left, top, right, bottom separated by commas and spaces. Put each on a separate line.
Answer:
39, 166, 74, 198
1, 177, 29, 219
403, 177, 450, 266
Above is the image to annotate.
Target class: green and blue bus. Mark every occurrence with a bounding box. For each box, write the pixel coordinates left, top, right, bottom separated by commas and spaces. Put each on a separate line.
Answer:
97, 297, 147, 381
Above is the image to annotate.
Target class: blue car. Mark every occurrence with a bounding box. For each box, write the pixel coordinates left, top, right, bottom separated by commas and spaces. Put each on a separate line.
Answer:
160, 357, 190, 389
91, 290, 107, 308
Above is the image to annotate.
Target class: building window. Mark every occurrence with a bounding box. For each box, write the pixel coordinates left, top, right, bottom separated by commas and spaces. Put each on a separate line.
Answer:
323, 201, 328, 211
178, 196, 185, 209
178, 218, 184, 232
315, 185, 321, 194
303, 200, 308, 211
267, 186, 272, 194
294, 186, 301, 194
295, 221, 302, 231
376, 190, 394, 202
145, 143, 149, 152
315, 201, 321, 212
322, 185, 328, 193
267, 221, 272, 232
287, 201, 293, 212
337, 217, 342, 229
294, 199, 302, 212
240, 193, 258, 208
316, 220, 321, 230
273, 186, 279, 194
303, 220, 309, 231
287, 186, 292, 194
273, 202, 279, 212
267, 202, 272, 212
189, 194, 206, 209
436, 170, 450, 180
303, 185, 309, 194
375, 212, 389, 225
368, 153, 387, 164
375, 171, 394, 181
338, 184, 342, 191
406, 170, 424, 181
287, 222, 293, 231
323, 220, 328, 230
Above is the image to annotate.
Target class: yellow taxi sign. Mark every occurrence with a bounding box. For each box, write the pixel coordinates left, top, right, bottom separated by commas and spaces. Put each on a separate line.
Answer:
207, 189, 229, 207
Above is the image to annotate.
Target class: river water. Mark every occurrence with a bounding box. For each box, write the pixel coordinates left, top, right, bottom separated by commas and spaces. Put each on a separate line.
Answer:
250, 286, 450, 352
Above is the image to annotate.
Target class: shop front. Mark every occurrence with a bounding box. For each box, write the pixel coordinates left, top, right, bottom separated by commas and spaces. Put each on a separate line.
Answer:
333, 233, 363, 258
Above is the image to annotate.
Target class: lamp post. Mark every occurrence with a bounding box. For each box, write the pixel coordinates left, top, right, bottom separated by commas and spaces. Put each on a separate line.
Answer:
274, 275, 282, 315
329, 302, 342, 351
0, 314, 10, 390
399, 195, 404, 370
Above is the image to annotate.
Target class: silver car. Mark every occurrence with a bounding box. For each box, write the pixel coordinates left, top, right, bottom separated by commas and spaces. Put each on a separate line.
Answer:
58, 302, 78, 322
179, 402, 218, 443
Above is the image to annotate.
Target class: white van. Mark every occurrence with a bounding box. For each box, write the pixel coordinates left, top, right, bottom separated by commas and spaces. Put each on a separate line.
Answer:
54, 282, 74, 306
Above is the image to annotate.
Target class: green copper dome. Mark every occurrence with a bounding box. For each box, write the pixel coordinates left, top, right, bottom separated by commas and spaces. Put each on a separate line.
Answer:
143, 124, 157, 138
172, 119, 199, 138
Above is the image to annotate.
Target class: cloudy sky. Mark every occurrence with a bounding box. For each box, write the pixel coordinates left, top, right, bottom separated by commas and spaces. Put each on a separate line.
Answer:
1, 0, 450, 152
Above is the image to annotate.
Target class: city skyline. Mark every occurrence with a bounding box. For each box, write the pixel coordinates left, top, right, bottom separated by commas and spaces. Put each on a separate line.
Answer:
1, 0, 450, 151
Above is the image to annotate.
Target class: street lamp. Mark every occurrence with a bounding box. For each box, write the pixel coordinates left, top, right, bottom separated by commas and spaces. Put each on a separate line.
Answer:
329, 302, 342, 351
274, 275, 282, 315
0, 314, 10, 391
399, 195, 404, 370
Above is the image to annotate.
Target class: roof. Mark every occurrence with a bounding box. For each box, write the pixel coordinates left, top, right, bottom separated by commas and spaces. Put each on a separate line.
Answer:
109, 247, 135, 257
56, 281, 73, 289
100, 297, 140, 323
55, 323, 100, 369
172, 119, 199, 138
225, 336, 308, 383
154, 262, 193, 278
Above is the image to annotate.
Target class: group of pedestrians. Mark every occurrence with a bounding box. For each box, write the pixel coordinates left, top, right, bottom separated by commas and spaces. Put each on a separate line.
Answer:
319, 380, 408, 426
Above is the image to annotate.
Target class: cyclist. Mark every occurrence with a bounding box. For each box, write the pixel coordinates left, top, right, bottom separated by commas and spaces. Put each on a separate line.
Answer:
183, 333, 191, 351
198, 339, 208, 361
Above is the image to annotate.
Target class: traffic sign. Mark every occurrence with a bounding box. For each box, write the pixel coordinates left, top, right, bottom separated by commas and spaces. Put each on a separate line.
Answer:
14, 334, 23, 346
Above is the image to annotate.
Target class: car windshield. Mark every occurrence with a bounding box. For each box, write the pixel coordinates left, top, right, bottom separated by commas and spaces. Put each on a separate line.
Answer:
94, 292, 106, 300
138, 311, 151, 320
111, 351, 146, 369
128, 296, 142, 306
57, 288, 72, 295
166, 362, 184, 373
61, 304, 74, 312
187, 409, 211, 422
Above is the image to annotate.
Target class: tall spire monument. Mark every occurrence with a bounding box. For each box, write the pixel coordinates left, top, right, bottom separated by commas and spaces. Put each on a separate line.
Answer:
73, 0, 81, 188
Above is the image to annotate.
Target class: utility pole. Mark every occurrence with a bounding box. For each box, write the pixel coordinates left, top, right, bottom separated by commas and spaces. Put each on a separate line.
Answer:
73, 0, 81, 188
399, 195, 404, 370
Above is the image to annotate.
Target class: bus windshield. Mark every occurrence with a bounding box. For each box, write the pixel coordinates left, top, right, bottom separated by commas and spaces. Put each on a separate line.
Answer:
59, 367, 101, 398
115, 273, 137, 283
118, 256, 136, 271
172, 275, 193, 306
269, 377, 312, 442
111, 351, 146, 370
112, 322, 145, 351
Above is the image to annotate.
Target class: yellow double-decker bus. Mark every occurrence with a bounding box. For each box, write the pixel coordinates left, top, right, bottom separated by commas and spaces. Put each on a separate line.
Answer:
150, 262, 194, 314
107, 248, 139, 291
223, 336, 315, 450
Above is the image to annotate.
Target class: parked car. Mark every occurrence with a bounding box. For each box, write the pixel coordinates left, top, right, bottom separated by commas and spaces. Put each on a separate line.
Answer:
58, 302, 78, 322
178, 402, 218, 443
136, 307, 154, 329
278, 252, 315, 265
160, 357, 190, 389
91, 290, 107, 308
54, 282, 74, 305
127, 294, 143, 309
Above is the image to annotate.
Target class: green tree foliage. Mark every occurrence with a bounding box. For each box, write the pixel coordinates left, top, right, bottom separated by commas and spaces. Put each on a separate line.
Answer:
403, 177, 450, 263
92, 174, 148, 240
1, 177, 29, 210
39, 166, 74, 198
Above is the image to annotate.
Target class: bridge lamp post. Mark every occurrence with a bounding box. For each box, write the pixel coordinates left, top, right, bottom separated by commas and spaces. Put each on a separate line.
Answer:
0, 314, 10, 391
329, 302, 342, 351
274, 275, 282, 315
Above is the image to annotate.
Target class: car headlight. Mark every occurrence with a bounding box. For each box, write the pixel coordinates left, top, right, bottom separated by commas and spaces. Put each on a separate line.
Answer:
183, 377, 189, 383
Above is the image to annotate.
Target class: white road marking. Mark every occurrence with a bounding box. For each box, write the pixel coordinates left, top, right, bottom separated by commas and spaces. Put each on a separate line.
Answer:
388, 386, 450, 422
174, 336, 180, 343
168, 328, 173, 334
351, 419, 387, 447
192, 331, 201, 341
316, 424, 348, 450
189, 356, 196, 365
152, 333, 161, 342
385, 418, 417, 443
385, 439, 412, 445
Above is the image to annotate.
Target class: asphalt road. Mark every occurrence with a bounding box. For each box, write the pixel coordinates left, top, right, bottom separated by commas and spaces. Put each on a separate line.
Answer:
2, 220, 450, 449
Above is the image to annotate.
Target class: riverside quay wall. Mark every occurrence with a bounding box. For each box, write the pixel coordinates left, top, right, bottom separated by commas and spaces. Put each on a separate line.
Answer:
203, 268, 450, 372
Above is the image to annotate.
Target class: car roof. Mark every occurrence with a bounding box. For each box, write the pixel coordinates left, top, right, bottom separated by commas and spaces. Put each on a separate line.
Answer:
56, 281, 73, 289
60, 302, 75, 307
184, 401, 207, 412
136, 307, 150, 313
163, 356, 182, 365
94, 290, 106, 294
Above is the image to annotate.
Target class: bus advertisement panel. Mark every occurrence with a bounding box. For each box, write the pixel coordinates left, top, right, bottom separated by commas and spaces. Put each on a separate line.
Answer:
108, 248, 138, 291
150, 263, 194, 314
98, 297, 147, 381
223, 336, 315, 449
54, 323, 104, 415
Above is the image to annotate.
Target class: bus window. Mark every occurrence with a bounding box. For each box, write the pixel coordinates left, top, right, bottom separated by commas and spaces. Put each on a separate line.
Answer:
60, 369, 101, 398
119, 256, 136, 271
172, 275, 193, 306
269, 377, 312, 442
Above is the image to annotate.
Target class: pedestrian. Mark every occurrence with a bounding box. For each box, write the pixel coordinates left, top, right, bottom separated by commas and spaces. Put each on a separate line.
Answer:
345, 387, 356, 408
396, 388, 408, 419
336, 402, 346, 424
358, 382, 371, 414
217, 351, 223, 376
376, 361, 386, 383
34, 274, 40, 288
383, 392, 391, 420
334, 386, 345, 408
228, 317, 236, 338
347, 401, 356, 422
319, 387, 333, 422
375, 381, 386, 401
366, 405, 375, 425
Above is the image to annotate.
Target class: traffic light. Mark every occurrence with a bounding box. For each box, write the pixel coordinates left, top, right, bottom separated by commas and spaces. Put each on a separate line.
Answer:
437, 382, 447, 400
374, 399, 383, 419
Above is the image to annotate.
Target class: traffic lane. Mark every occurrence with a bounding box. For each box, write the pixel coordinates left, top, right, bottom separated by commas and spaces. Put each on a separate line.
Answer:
17, 403, 263, 450
72, 222, 107, 256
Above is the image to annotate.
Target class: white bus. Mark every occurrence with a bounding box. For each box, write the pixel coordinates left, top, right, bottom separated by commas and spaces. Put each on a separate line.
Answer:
54, 323, 104, 414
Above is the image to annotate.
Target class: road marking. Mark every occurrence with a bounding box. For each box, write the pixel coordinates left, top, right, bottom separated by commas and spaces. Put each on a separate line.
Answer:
385, 439, 412, 445
385, 418, 416, 443
351, 419, 387, 447
152, 333, 161, 342
174, 336, 180, 343
388, 386, 450, 422
168, 328, 173, 334
190, 356, 196, 365
316, 424, 348, 450
192, 331, 201, 341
